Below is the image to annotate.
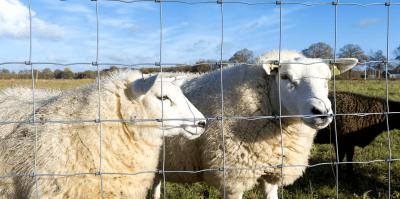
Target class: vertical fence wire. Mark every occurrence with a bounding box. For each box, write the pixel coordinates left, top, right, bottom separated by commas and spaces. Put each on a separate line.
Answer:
384, 1, 392, 198
158, 1, 167, 198
277, 1, 285, 198
94, 1, 104, 198
218, 1, 227, 198
332, 1, 340, 199
27, 0, 39, 198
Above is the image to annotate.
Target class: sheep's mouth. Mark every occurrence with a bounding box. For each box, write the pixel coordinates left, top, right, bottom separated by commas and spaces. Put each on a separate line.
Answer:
162, 124, 206, 139
304, 117, 332, 130
183, 124, 206, 135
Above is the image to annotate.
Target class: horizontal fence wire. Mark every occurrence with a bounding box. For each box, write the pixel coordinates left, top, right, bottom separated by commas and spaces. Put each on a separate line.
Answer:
100, 0, 400, 7
1, 60, 399, 67
0, 0, 398, 198
1, 112, 400, 125
1, 158, 399, 179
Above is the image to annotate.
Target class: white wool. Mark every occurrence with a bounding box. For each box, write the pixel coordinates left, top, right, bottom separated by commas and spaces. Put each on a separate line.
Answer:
0, 87, 61, 139
0, 70, 206, 198
153, 50, 357, 199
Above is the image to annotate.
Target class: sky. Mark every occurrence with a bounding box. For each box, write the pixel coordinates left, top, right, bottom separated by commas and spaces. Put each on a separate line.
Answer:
1, 0, 400, 71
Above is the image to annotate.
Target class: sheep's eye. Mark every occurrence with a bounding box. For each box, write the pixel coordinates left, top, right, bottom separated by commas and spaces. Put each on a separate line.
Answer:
157, 96, 170, 101
281, 74, 298, 87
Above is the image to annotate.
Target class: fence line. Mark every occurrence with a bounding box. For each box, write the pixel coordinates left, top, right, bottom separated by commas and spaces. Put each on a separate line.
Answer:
384, 0, 393, 196
2, 112, 400, 126
333, 0, 340, 197
0, 0, 399, 199
1, 158, 399, 180
218, 1, 228, 197
2, 60, 400, 67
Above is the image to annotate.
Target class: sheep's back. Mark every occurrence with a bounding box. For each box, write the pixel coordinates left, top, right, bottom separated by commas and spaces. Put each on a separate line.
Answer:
0, 88, 61, 139
332, 92, 386, 133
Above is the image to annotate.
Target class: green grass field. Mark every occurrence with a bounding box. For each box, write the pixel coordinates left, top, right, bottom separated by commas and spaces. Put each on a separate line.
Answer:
1, 79, 399, 198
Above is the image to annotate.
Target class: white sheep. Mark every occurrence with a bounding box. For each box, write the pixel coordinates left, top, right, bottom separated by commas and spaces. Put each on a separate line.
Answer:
152, 51, 358, 199
0, 87, 61, 139
0, 70, 207, 198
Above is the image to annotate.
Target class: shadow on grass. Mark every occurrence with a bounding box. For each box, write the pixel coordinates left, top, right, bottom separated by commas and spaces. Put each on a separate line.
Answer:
282, 156, 397, 198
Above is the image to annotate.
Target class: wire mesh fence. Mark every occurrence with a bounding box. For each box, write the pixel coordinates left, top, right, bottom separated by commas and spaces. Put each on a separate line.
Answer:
0, 0, 399, 198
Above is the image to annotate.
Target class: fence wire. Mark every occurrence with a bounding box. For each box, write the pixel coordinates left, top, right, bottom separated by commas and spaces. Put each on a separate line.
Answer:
0, 0, 399, 199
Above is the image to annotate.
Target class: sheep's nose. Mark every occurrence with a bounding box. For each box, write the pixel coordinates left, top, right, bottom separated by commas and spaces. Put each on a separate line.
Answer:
311, 107, 328, 119
197, 121, 207, 128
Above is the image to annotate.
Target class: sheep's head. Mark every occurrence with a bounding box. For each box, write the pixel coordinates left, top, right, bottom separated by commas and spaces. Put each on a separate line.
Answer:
130, 74, 206, 140
259, 54, 357, 129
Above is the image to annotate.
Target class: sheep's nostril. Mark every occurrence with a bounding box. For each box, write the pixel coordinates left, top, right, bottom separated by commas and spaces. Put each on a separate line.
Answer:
311, 107, 322, 115
311, 107, 327, 119
197, 121, 206, 128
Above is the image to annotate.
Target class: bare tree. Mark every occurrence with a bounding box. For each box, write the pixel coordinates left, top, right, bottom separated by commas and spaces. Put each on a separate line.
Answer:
369, 50, 387, 79
394, 45, 400, 69
338, 44, 369, 62
395, 45, 400, 60
302, 42, 333, 59
338, 44, 368, 79
229, 48, 254, 63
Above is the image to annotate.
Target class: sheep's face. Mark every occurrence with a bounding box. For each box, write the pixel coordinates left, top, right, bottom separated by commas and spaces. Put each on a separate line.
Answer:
131, 75, 206, 140
265, 57, 357, 130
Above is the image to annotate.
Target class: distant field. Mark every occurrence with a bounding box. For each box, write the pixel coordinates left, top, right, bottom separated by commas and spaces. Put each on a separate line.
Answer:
0, 79, 399, 198
1, 79, 399, 100
0, 79, 94, 90
334, 80, 400, 101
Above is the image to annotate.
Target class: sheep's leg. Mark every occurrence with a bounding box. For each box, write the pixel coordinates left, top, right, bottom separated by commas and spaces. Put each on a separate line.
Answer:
224, 191, 243, 199
151, 176, 162, 199
261, 180, 278, 199
345, 146, 355, 174
337, 144, 346, 162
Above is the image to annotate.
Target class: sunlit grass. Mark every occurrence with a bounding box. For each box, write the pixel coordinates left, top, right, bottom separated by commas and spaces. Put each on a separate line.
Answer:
0, 79, 94, 90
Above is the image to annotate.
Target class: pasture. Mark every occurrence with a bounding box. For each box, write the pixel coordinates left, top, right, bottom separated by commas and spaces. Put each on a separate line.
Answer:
0, 79, 399, 198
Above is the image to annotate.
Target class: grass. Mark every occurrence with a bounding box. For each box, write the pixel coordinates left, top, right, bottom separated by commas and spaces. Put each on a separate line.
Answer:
0, 79, 94, 90
1, 79, 399, 198
334, 80, 400, 101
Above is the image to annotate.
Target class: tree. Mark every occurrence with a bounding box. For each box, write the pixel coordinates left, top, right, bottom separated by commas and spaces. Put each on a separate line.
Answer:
338, 44, 368, 79
18, 70, 31, 79
302, 42, 333, 59
394, 45, 400, 68
0, 68, 11, 79
62, 68, 74, 79
41, 68, 54, 79
75, 70, 97, 79
229, 48, 254, 63
54, 69, 63, 79
395, 45, 400, 61
338, 44, 369, 62
369, 50, 387, 79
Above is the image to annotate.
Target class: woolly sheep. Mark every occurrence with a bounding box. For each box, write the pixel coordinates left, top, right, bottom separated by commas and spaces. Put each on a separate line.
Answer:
152, 51, 358, 199
314, 91, 400, 172
0, 70, 207, 198
0, 87, 61, 139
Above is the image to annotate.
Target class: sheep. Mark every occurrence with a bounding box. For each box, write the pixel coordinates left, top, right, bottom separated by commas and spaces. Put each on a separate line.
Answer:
0, 87, 61, 139
314, 91, 400, 172
152, 51, 358, 199
0, 70, 207, 199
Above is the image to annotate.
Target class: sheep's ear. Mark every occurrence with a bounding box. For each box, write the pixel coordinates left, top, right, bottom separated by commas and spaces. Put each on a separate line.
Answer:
262, 63, 279, 75
130, 75, 158, 99
330, 58, 358, 75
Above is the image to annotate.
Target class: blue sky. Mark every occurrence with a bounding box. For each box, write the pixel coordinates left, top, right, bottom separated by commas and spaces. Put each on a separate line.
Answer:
1, 0, 400, 71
